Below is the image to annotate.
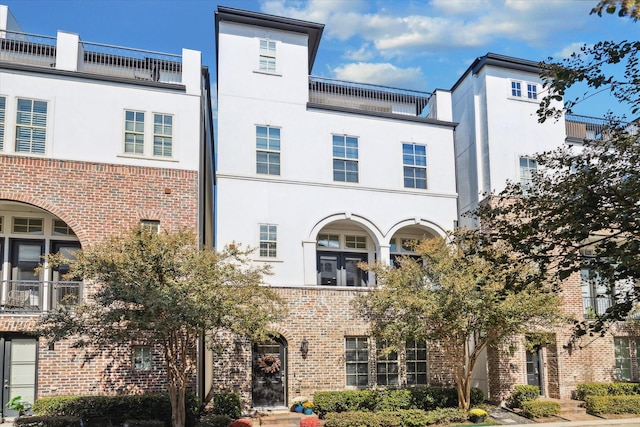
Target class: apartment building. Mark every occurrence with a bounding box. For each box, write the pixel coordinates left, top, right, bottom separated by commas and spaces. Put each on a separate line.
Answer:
212, 6, 460, 408
0, 5, 213, 417
451, 53, 640, 401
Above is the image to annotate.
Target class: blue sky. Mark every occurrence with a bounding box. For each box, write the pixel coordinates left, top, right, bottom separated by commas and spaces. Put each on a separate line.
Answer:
3, 0, 637, 118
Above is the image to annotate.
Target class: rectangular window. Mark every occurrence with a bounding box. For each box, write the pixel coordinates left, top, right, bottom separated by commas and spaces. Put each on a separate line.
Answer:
0, 96, 5, 151
259, 39, 276, 72
402, 143, 427, 189
15, 98, 47, 154
333, 135, 358, 183
124, 110, 145, 154
12, 218, 43, 234
0, 216, 3, 232
317, 234, 339, 248
406, 340, 428, 385
256, 126, 280, 175
511, 81, 522, 97
53, 220, 75, 236
527, 83, 538, 100
519, 156, 537, 193
581, 268, 612, 319
376, 342, 399, 386
345, 337, 369, 387
153, 114, 173, 157
345, 235, 366, 249
259, 224, 277, 258
141, 220, 160, 233
133, 346, 152, 371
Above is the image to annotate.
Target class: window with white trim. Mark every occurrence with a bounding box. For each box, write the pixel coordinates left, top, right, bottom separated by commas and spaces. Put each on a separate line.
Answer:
0, 96, 5, 151
317, 233, 369, 287
259, 224, 277, 258
527, 83, 538, 100
511, 81, 522, 97
133, 346, 152, 371
345, 337, 369, 387
141, 220, 160, 234
256, 126, 280, 175
403, 143, 427, 189
333, 135, 358, 183
519, 156, 537, 193
15, 98, 47, 154
510, 80, 538, 100
614, 337, 640, 381
153, 113, 173, 157
124, 110, 145, 154
53, 220, 75, 236
13, 218, 43, 234
259, 39, 276, 72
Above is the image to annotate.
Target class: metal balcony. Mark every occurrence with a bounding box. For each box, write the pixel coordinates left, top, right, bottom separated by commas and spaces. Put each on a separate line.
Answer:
0, 280, 83, 313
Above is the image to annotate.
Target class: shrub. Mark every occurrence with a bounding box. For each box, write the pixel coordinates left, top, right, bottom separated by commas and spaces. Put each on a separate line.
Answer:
15, 416, 83, 427
212, 393, 242, 419
397, 409, 430, 427
229, 418, 253, 427
198, 415, 233, 427
520, 400, 560, 419
31, 393, 199, 426
323, 411, 381, 427
313, 390, 377, 417
424, 407, 466, 425
124, 421, 165, 427
300, 417, 321, 427
506, 384, 540, 408
575, 382, 640, 400
584, 395, 640, 415
375, 390, 412, 411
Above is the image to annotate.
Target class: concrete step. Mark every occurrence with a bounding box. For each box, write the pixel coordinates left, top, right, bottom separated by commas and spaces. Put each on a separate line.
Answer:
254, 412, 319, 427
540, 398, 587, 415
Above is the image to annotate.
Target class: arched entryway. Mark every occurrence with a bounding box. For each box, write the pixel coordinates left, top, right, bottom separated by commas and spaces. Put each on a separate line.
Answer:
252, 336, 287, 408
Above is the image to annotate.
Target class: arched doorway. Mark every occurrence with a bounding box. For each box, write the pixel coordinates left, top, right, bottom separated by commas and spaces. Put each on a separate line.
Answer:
252, 336, 287, 408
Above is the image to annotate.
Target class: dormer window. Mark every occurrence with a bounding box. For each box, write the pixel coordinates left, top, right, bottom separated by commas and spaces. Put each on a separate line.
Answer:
259, 39, 276, 72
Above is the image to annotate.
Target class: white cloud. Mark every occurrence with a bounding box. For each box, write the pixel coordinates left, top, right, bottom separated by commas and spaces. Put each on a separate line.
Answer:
344, 43, 375, 61
332, 62, 426, 90
553, 42, 593, 59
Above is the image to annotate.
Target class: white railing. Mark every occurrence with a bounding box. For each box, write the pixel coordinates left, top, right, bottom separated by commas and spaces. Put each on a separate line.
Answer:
0, 30, 56, 68
309, 76, 432, 117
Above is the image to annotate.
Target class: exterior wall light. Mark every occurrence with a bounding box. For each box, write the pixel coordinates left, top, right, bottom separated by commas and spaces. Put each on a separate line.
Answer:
300, 337, 309, 359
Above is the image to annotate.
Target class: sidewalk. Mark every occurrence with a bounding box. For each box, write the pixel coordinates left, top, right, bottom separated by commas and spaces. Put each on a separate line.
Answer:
505, 419, 640, 427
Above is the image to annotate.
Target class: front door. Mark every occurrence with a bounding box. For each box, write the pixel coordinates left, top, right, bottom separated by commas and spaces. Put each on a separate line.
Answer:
0, 336, 37, 417
252, 337, 286, 408
317, 252, 368, 286
526, 348, 543, 395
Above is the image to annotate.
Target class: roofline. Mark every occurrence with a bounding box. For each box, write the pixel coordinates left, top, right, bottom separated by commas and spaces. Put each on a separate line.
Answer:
450, 53, 541, 92
214, 6, 324, 75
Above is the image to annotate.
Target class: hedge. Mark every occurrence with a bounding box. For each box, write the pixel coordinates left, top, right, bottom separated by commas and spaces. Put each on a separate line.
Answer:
520, 400, 560, 419
31, 393, 199, 426
323, 408, 467, 427
211, 392, 242, 419
575, 382, 640, 400
313, 387, 484, 418
584, 395, 640, 415
506, 385, 539, 409
15, 416, 83, 427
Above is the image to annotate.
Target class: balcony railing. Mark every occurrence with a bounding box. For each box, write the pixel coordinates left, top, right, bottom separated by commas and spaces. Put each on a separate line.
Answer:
0, 30, 182, 84
0, 280, 83, 313
565, 114, 639, 141
583, 296, 613, 319
309, 76, 432, 117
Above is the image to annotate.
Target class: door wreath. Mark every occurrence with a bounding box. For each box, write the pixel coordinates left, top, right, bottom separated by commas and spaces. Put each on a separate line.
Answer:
258, 354, 281, 374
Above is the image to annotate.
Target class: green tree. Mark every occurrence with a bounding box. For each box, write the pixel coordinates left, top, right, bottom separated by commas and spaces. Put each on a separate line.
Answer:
36, 228, 286, 427
354, 231, 561, 410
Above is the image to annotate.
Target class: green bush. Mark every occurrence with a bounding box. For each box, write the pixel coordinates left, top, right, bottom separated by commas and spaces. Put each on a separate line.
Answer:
374, 390, 412, 411
506, 385, 539, 408
313, 390, 377, 417
197, 414, 233, 427
520, 400, 560, 419
396, 409, 430, 427
575, 382, 640, 400
32, 393, 199, 426
14, 416, 83, 427
212, 392, 242, 419
323, 411, 382, 427
424, 407, 467, 425
584, 395, 640, 415
124, 421, 166, 427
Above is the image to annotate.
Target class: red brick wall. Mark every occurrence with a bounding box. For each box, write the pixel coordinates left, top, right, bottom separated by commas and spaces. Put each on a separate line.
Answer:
0, 154, 199, 397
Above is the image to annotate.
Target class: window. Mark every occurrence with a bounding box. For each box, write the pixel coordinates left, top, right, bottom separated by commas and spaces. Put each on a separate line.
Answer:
345, 235, 366, 249
259, 39, 276, 72
614, 337, 640, 381
133, 346, 152, 371
581, 268, 613, 319
511, 81, 522, 97
256, 126, 280, 175
15, 98, 47, 154
519, 156, 537, 193
0, 96, 5, 151
0, 216, 3, 233
140, 220, 160, 233
13, 218, 43, 234
406, 340, 428, 385
53, 220, 75, 236
259, 224, 277, 258
402, 143, 427, 189
317, 234, 339, 248
346, 337, 369, 387
317, 233, 368, 287
527, 83, 538, 100
333, 135, 358, 183
376, 342, 399, 386
153, 114, 173, 157
124, 110, 145, 154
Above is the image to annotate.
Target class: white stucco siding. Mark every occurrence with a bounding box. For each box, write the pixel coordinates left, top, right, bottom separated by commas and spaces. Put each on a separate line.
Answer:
0, 71, 201, 170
